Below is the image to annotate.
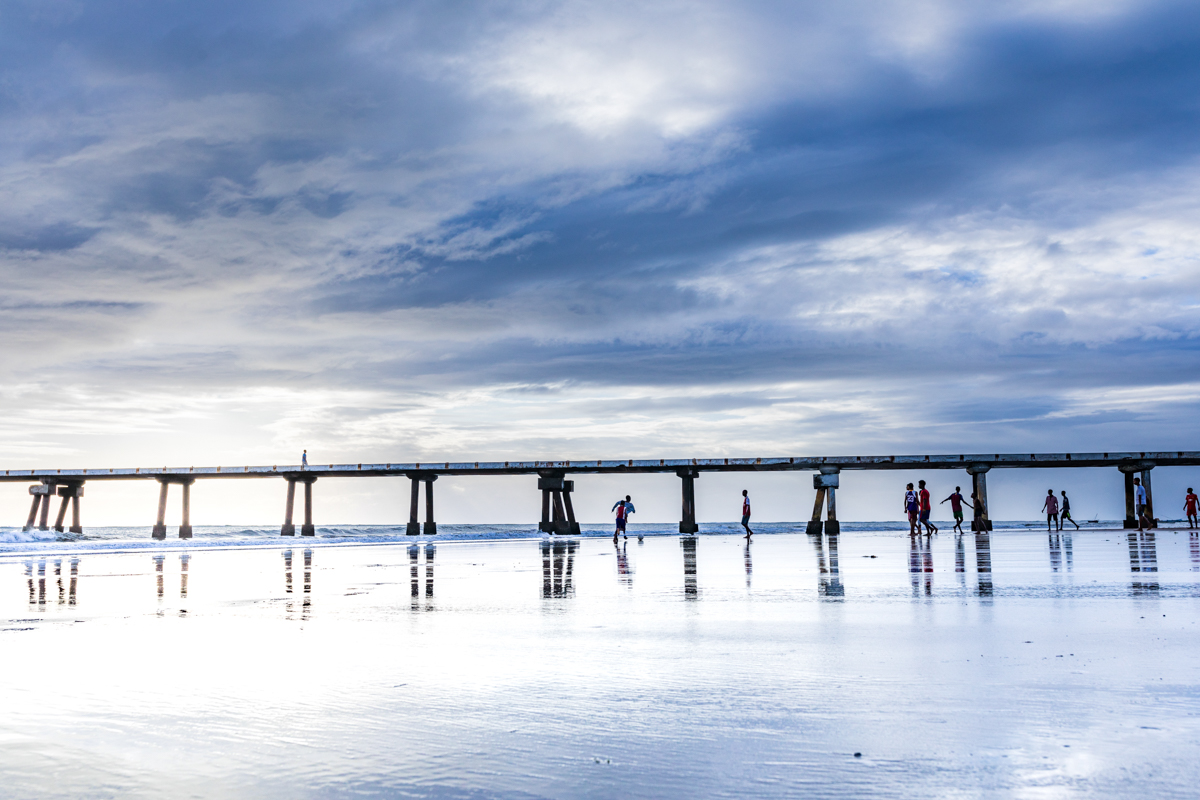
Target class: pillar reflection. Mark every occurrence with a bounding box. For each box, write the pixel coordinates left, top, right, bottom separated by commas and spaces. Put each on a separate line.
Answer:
180, 554, 190, 599
1128, 531, 1159, 595
974, 532, 993, 597
541, 539, 577, 598
154, 555, 165, 601
681, 536, 698, 599
69, 557, 78, 606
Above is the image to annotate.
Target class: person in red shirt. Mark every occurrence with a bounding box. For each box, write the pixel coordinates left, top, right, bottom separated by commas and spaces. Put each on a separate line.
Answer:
940, 486, 972, 534
917, 480, 937, 535
1185, 488, 1198, 529
741, 489, 753, 539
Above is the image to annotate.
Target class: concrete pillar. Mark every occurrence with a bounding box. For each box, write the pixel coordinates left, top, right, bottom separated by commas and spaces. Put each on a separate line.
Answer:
23, 492, 42, 532
301, 478, 315, 536
281, 479, 297, 536
1119, 463, 1147, 529
53, 494, 69, 533
967, 464, 993, 531
423, 476, 437, 536
70, 495, 82, 534
407, 476, 421, 535
538, 473, 577, 534
808, 468, 840, 535
1141, 468, 1157, 528
179, 480, 193, 539
677, 469, 699, 534
38, 485, 52, 531
152, 481, 169, 539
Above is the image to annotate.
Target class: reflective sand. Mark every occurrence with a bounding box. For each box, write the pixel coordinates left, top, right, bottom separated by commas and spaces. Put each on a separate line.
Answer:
2, 529, 1199, 799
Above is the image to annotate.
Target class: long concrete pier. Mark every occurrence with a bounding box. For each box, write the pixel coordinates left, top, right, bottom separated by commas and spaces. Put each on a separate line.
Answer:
5, 451, 1195, 539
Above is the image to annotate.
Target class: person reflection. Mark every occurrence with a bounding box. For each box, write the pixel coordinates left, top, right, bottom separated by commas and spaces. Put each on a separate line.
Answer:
908, 535, 933, 596
616, 540, 633, 587
180, 554, 189, 600
1049, 533, 1063, 573
681, 536, 698, 599
55, 558, 64, 605
974, 532, 993, 597
541, 539, 577, 598
1191, 532, 1200, 572
955, 534, 966, 590
69, 557, 79, 606
1128, 531, 1159, 595
25, 560, 34, 606
744, 540, 752, 589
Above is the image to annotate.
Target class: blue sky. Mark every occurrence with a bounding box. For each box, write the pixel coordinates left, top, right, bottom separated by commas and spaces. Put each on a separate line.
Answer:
1, 0, 1199, 524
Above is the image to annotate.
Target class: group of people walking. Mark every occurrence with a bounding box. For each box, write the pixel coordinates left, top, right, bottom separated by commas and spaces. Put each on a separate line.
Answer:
1039, 489, 1080, 531
904, 480, 987, 535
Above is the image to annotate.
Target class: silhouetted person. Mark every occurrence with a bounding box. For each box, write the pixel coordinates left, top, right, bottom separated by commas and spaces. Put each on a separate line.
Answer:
611, 495, 634, 542
904, 483, 919, 535
1059, 490, 1079, 530
940, 486, 972, 533
1041, 489, 1059, 532
1185, 487, 1198, 529
1133, 477, 1149, 531
918, 480, 937, 535
301, 449, 308, 467
741, 490, 753, 538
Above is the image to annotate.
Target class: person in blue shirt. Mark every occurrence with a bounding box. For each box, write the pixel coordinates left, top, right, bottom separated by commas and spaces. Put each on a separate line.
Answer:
612, 496, 635, 541
301, 449, 308, 467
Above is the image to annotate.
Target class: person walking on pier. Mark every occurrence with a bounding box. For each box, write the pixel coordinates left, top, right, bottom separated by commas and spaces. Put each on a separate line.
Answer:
1186, 488, 1198, 529
905, 483, 919, 535
1060, 490, 1080, 530
940, 486, 971, 534
1133, 477, 1149, 531
918, 480, 938, 535
741, 490, 753, 538
1041, 489, 1060, 531
301, 449, 308, 468
611, 496, 635, 542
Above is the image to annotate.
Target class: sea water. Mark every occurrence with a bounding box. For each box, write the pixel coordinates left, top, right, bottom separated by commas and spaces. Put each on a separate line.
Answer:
1, 525, 1198, 799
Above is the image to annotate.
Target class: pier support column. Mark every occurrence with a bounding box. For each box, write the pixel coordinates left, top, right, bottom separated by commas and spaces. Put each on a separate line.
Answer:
179, 479, 194, 539
424, 475, 438, 536
538, 472, 579, 535
807, 468, 840, 535
407, 476, 421, 535
23, 483, 54, 532
152, 480, 170, 539
281, 479, 297, 536
53, 483, 84, 534
301, 476, 317, 536
967, 464, 993, 531
38, 484, 53, 531
677, 469, 699, 534
1118, 463, 1151, 529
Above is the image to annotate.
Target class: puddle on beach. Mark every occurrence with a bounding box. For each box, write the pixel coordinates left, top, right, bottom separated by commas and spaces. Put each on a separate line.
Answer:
1, 529, 1199, 799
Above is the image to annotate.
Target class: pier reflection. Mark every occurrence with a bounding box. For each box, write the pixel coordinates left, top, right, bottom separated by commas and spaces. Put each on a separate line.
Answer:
282, 548, 313, 619
25, 557, 79, 609
909, 535, 933, 596
974, 532, 993, 597
813, 534, 843, 599
681, 536, 698, 599
1127, 531, 1159, 595
408, 543, 435, 609
541, 539, 577, 598
615, 540, 632, 587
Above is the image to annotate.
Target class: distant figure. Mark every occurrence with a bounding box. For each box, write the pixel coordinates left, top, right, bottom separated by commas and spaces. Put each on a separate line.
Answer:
1186, 488, 1198, 529
741, 490, 753, 538
940, 486, 972, 534
904, 483, 919, 535
1133, 477, 1149, 531
971, 491, 986, 528
918, 480, 937, 535
1041, 490, 1059, 531
1060, 490, 1080, 530
301, 449, 308, 467
611, 495, 634, 542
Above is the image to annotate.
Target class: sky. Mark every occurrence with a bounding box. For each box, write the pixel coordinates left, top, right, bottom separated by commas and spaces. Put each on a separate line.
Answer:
1, 0, 1199, 525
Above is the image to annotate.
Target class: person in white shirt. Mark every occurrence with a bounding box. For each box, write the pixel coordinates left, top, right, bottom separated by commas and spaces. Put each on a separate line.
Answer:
1133, 477, 1149, 531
